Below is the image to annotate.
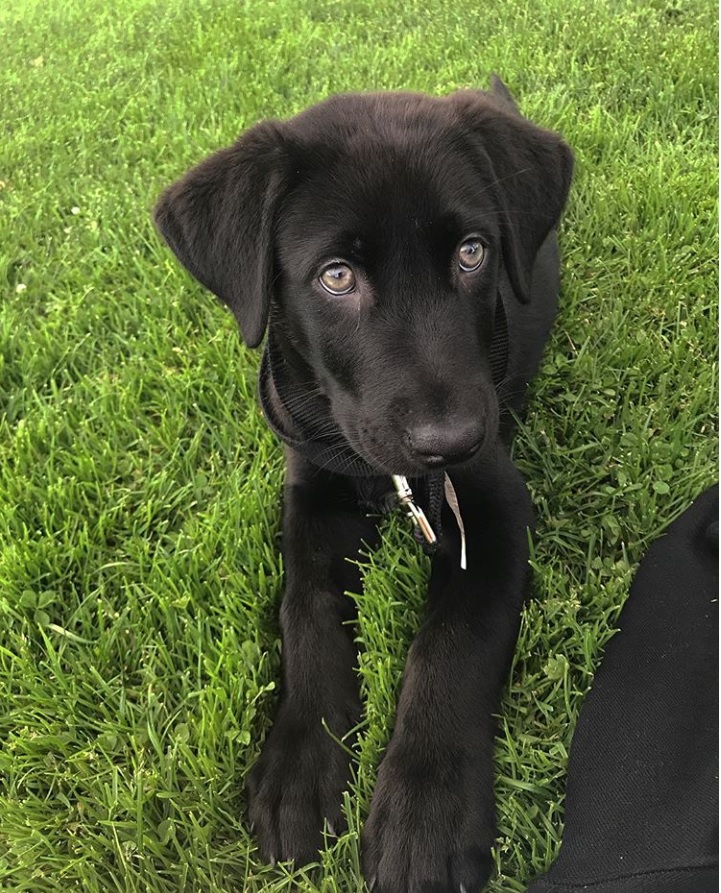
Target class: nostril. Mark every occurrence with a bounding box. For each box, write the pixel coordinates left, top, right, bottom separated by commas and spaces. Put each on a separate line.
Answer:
405, 422, 482, 466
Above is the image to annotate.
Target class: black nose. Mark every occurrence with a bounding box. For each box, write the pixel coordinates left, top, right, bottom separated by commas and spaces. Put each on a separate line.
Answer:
405, 421, 482, 468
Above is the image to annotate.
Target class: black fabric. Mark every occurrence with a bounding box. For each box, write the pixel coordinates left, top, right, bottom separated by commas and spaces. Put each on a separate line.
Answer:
527, 485, 719, 893
412, 474, 446, 549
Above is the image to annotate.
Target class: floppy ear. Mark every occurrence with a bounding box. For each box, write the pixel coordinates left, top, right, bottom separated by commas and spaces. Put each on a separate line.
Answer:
153, 121, 288, 347
452, 85, 574, 303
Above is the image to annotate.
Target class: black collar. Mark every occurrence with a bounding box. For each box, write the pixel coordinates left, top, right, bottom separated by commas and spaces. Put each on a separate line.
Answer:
258, 332, 378, 478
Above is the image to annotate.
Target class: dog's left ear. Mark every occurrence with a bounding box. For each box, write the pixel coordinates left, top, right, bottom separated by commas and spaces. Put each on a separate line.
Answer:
452, 86, 574, 303
153, 121, 289, 348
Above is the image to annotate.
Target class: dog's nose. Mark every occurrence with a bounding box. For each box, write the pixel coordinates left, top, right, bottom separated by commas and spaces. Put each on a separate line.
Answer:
405, 421, 482, 468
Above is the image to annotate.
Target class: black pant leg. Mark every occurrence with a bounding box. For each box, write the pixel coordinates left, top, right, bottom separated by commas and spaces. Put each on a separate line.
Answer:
527, 485, 719, 893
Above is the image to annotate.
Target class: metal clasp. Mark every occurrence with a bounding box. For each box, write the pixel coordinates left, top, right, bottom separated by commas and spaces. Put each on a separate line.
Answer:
391, 475, 437, 546
392, 473, 467, 570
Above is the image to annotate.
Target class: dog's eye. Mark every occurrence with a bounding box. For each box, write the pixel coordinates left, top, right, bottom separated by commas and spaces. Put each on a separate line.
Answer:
457, 238, 486, 273
319, 263, 356, 296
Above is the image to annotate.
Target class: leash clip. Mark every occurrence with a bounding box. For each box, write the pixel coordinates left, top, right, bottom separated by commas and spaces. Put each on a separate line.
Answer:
392, 473, 467, 570
392, 475, 437, 546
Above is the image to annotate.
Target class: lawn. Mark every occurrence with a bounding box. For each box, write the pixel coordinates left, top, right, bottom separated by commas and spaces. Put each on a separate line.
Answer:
0, 0, 717, 890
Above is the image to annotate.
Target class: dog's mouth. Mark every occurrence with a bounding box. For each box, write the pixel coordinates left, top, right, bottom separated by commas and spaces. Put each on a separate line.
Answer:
338, 412, 493, 477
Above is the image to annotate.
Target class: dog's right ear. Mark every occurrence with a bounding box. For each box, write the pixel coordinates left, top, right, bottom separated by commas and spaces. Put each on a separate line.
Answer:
488, 74, 521, 116
451, 87, 573, 305
153, 122, 288, 348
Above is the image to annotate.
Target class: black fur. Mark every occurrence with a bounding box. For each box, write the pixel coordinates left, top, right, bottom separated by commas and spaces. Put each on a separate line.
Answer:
154, 79, 573, 893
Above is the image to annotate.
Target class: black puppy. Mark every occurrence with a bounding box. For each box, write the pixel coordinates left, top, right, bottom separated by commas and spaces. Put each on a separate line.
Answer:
154, 77, 573, 893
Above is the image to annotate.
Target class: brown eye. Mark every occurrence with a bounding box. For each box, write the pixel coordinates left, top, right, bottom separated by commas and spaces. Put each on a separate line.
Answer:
457, 238, 486, 273
319, 263, 356, 295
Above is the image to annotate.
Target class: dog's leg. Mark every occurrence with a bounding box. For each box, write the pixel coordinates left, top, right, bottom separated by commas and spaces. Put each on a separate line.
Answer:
362, 449, 533, 893
246, 450, 381, 865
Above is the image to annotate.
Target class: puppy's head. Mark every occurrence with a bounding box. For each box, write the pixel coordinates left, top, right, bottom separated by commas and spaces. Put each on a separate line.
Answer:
154, 80, 572, 475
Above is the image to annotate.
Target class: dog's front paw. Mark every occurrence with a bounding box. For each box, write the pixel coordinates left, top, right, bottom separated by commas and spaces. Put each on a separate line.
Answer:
362, 740, 494, 893
246, 701, 356, 865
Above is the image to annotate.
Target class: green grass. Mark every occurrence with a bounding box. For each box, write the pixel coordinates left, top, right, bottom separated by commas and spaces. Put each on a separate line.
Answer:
0, 0, 717, 890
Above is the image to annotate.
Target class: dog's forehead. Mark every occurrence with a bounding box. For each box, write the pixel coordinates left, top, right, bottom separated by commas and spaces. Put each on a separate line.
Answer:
287, 92, 468, 183
280, 93, 495, 248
